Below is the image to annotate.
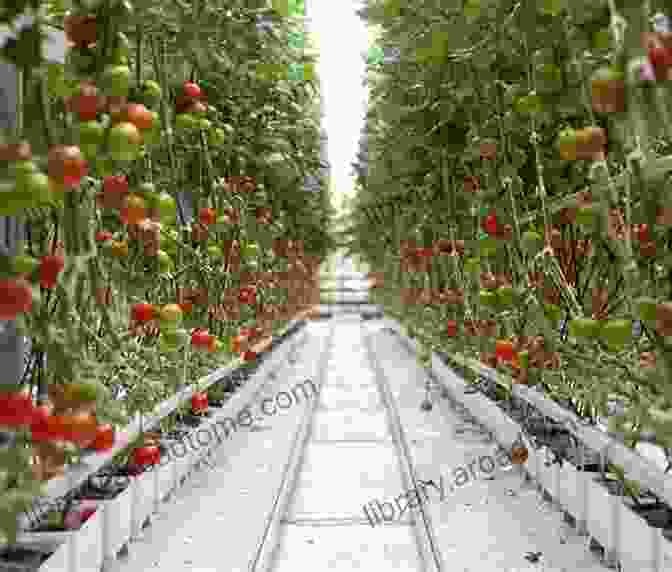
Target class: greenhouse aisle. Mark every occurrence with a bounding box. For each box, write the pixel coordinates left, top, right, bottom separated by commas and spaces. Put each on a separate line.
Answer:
103, 309, 617, 572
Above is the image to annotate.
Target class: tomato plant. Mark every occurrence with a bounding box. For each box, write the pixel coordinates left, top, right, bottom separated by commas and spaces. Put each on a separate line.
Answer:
0, 0, 334, 542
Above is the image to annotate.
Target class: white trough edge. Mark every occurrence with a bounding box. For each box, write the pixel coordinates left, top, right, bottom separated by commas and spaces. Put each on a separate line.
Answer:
384, 316, 672, 510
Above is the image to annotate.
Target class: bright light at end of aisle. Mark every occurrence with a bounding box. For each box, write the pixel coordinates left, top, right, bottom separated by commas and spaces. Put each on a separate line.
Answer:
307, 0, 368, 210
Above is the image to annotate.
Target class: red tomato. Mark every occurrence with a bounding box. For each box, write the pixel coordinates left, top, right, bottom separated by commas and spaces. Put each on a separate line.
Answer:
92, 424, 115, 451
238, 286, 257, 305
636, 223, 650, 242
103, 175, 129, 196
183, 82, 202, 99
47, 145, 88, 188
0, 278, 32, 320
30, 405, 53, 442
96, 230, 113, 243
446, 320, 458, 337
481, 212, 499, 236
131, 303, 155, 323
243, 350, 257, 361
191, 392, 208, 413
190, 329, 211, 348
0, 390, 34, 427
198, 207, 216, 226
39, 254, 65, 289
69, 82, 100, 121
125, 104, 154, 131
132, 445, 160, 467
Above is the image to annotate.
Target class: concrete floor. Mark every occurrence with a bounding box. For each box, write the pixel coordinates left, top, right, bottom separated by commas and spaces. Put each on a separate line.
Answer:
107, 314, 610, 572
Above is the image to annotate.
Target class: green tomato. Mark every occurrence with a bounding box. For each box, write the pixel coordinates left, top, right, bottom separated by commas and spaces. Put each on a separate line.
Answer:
568, 317, 601, 340
207, 245, 223, 258
77, 120, 105, 157
543, 303, 562, 324
463, 257, 480, 276
242, 242, 259, 258
576, 204, 599, 228
0, 189, 37, 215
479, 236, 498, 257
101, 65, 131, 98
463, 0, 481, 19
521, 230, 542, 255
10, 160, 38, 183
23, 173, 52, 205
208, 127, 226, 147
636, 297, 657, 322
198, 119, 211, 131
11, 254, 39, 275
141, 80, 162, 106
479, 289, 498, 308
45, 63, 69, 98
599, 319, 632, 350
156, 193, 177, 220
175, 113, 198, 131
112, 32, 131, 64
156, 250, 173, 273
497, 284, 515, 307
161, 327, 188, 347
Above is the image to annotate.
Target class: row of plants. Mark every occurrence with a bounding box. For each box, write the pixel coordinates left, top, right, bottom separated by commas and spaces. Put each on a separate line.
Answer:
347, 0, 672, 539
0, 0, 334, 544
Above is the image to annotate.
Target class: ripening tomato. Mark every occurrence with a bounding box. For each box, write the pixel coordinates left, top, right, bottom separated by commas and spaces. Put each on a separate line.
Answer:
495, 339, 515, 362
92, 424, 115, 451
199, 207, 217, 226
47, 145, 87, 188
183, 81, 202, 99
120, 194, 146, 225
158, 303, 183, 325
108, 122, 142, 162
61, 412, 97, 446
109, 240, 129, 258
125, 103, 154, 131
39, 254, 65, 289
131, 303, 155, 323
